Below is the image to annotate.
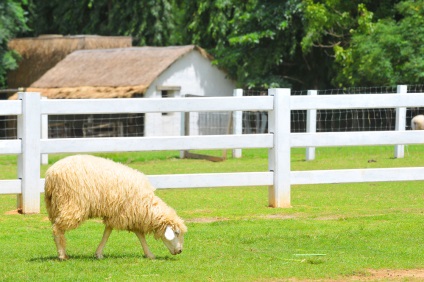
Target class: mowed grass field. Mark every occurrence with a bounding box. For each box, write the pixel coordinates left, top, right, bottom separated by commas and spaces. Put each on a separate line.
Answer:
0, 147, 423, 281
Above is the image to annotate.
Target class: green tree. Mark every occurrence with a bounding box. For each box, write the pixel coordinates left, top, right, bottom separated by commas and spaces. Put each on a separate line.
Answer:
18, 0, 423, 90
301, 0, 404, 88
222, 0, 309, 89
178, 0, 311, 89
0, 0, 29, 88
178, 0, 403, 89
334, 0, 424, 86
31, 0, 177, 46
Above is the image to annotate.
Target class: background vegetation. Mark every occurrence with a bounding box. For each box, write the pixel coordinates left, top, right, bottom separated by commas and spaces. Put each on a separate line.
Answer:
1, 0, 424, 90
0, 148, 424, 281
0, 0, 28, 87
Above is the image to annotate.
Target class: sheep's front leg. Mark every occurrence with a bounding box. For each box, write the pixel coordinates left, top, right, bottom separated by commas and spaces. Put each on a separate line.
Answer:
135, 231, 155, 259
95, 226, 113, 259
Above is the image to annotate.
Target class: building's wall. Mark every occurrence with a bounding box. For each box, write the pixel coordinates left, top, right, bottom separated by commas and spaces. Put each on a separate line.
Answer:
145, 89, 182, 137
144, 51, 236, 136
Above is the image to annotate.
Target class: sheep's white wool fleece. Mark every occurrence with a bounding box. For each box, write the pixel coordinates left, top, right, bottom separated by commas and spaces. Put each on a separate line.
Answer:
411, 115, 424, 130
45, 155, 186, 237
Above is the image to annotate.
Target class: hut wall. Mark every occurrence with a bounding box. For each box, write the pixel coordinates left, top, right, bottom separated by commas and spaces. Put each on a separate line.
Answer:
144, 51, 236, 136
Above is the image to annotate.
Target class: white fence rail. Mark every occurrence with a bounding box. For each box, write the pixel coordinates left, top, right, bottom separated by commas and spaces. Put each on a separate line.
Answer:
1, 87, 424, 213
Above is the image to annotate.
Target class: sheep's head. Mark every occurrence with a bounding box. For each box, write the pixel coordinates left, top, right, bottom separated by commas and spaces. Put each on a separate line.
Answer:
161, 225, 185, 255
150, 195, 187, 255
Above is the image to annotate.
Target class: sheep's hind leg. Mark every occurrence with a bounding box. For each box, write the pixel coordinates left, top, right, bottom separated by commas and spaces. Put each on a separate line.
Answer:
53, 224, 68, 260
95, 226, 113, 259
135, 231, 155, 259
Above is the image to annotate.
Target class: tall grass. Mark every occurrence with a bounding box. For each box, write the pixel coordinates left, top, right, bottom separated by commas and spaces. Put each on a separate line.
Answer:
1, 147, 423, 281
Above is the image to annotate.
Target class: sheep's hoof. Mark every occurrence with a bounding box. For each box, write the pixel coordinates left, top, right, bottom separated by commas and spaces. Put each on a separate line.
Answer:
58, 255, 69, 261
145, 254, 155, 260
95, 253, 104, 259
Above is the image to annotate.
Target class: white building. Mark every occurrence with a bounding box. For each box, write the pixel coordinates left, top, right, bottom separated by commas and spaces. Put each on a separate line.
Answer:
26, 45, 236, 137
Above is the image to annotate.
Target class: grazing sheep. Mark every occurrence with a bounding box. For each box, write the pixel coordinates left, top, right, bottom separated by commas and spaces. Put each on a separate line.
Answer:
44, 154, 187, 260
411, 115, 424, 130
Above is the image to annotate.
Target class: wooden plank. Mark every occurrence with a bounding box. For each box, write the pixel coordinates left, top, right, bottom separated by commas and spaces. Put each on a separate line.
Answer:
156, 85, 181, 91
183, 151, 225, 162
40, 134, 274, 154
290, 93, 424, 110
0, 100, 22, 115
0, 140, 21, 154
0, 180, 21, 194
291, 131, 424, 147
291, 167, 424, 185
148, 172, 274, 189
38, 172, 273, 190
41, 96, 274, 115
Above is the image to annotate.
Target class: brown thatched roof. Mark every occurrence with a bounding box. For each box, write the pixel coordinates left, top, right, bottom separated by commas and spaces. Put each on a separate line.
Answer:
22, 45, 212, 99
22, 86, 146, 99
33, 45, 208, 88
7, 35, 132, 88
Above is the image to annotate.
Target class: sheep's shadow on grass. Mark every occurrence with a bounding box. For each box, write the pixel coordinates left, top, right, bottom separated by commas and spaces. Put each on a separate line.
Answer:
29, 254, 177, 262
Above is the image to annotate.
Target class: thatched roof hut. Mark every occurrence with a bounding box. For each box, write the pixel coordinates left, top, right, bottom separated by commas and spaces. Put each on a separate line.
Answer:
7, 35, 132, 88
8, 44, 236, 138
19, 45, 213, 99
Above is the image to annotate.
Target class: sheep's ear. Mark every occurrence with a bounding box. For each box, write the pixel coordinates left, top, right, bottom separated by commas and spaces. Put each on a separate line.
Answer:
164, 226, 175, 241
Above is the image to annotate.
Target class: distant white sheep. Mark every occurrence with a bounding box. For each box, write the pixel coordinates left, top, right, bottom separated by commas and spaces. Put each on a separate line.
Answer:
44, 155, 187, 260
411, 115, 424, 130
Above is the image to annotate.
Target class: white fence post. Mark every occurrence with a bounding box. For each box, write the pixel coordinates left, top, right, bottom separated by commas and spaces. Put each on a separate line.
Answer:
306, 90, 317, 160
268, 88, 291, 208
394, 85, 407, 158
17, 92, 41, 214
233, 89, 243, 158
179, 93, 186, 159
41, 97, 49, 165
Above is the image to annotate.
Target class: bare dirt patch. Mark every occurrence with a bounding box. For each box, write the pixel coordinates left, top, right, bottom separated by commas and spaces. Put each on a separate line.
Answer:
187, 214, 296, 223
260, 214, 297, 220
364, 269, 424, 280
329, 269, 424, 281
4, 209, 22, 215
187, 217, 229, 223
283, 269, 424, 281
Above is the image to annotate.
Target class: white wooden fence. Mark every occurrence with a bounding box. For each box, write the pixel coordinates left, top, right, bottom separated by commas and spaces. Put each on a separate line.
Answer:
1, 87, 424, 214
304, 85, 409, 160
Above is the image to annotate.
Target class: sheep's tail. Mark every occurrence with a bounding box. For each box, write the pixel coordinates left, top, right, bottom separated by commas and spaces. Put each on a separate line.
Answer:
44, 171, 55, 223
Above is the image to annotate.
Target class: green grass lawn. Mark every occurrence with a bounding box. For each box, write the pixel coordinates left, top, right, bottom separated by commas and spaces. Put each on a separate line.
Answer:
1, 147, 424, 281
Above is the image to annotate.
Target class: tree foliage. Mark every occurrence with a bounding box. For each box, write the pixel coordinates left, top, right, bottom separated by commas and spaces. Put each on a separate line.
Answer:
2, 0, 424, 89
31, 0, 177, 46
334, 0, 424, 86
0, 0, 28, 88
178, 0, 408, 89
178, 0, 311, 89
